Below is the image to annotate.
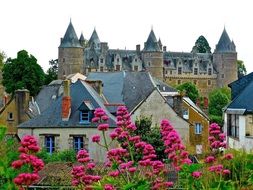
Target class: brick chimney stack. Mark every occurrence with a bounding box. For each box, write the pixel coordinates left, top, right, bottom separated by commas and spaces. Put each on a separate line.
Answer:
62, 79, 71, 121
15, 89, 30, 124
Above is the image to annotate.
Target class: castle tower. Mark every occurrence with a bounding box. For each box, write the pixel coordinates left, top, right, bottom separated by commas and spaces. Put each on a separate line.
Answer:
58, 20, 84, 79
142, 29, 163, 80
88, 28, 101, 49
213, 28, 237, 88
79, 32, 86, 47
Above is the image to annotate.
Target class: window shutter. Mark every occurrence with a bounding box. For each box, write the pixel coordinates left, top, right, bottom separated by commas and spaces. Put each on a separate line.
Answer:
68, 136, 73, 149
84, 136, 89, 151
39, 136, 44, 150
55, 136, 60, 151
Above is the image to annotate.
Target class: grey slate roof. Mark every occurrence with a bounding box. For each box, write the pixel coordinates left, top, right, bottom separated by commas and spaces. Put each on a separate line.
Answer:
226, 79, 253, 114
88, 29, 100, 49
153, 78, 177, 93
215, 28, 236, 52
79, 33, 85, 41
19, 80, 116, 128
143, 29, 161, 52
59, 21, 82, 48
87, 71, 157, 112
229, 72, 253, 100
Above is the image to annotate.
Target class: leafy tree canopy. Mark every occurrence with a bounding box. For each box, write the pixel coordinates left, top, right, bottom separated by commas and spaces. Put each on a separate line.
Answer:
0, 51, 6, 69
176, 82, 199, 103
2, 50, 45, 96
44, 59, 58, 85
237, 60, 247, 79
191, 35, 211, 53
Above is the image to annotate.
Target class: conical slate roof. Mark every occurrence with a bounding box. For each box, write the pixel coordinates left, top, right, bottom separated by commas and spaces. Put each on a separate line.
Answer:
143, 29, 161, 51
79, 33, 85, 41
59, 21, 82, 48
88, 28, 100, 48
215, 28, 236, 52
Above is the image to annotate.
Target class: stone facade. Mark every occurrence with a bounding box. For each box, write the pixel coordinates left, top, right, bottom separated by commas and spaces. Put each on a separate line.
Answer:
58, 21, 238, 98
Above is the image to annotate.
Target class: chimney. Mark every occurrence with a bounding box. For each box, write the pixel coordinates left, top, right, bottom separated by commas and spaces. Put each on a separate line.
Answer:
163, 46, 167, 52
136, 44, 141, 52
85, 80, 103, 95
62, 79, 71, 121
15, 89, 30, 124
172, 93, 183, 117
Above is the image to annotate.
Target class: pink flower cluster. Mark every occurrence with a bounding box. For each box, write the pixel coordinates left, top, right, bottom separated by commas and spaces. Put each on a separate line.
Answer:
208, 123, 226, 150
71, 149, 100, 187
12, 135, 44, 189
192, 171, 202, 179
160, 119, 191, 171
92, 108, 109, 131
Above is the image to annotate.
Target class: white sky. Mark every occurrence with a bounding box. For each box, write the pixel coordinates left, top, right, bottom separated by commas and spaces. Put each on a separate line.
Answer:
1, 0, 253, 73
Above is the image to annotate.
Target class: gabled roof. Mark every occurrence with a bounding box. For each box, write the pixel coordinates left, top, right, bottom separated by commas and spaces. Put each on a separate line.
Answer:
143, 29, 161, 52
226, 79, 253, 114
87, 71, 157, 112
59, 21, 82, 48
228, 72, 253, 100
88, 28, 100, 48
19, 80, 116, 128
215, 28, 236, 52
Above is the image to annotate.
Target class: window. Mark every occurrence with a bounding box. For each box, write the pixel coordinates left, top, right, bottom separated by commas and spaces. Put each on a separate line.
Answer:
208, 80, 211, 85
177, 80, 181, 85
221, 74, 225, 78
7, 112, 14, 121
178, 67, 182, 75
117, 58, 119, 62
170, 70, 172, 75
100, 58, 103, 63
73, 136, 84, 152
208, 68, 212, 75
194, 68, 198, 75
195, 123, 202, 134
45, 136, 55, 154
116, 65, 121, 71
100, 66, 104, 72
134, 66, 138, 71
80, 111, 91, 124
135, 58, 137, 62
183, 109, 189, 120
228, 114, 239, 138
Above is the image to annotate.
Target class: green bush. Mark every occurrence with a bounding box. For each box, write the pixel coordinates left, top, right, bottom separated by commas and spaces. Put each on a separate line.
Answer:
37, 149, 76, 163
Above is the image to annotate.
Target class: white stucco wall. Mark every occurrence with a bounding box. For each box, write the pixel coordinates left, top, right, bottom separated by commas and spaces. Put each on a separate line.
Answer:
131, 90, 189, 143
18, 127, 116, 162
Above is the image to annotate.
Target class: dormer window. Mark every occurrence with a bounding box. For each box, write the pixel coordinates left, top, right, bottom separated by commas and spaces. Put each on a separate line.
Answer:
78, 101, 94, 124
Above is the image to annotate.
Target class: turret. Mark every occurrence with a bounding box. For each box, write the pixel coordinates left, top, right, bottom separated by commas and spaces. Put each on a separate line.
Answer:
213, 27, 237, 87
79, 33, 86, 47
58, 20, 84, 79
142, 29, 163, 80
88, 28, 101, 49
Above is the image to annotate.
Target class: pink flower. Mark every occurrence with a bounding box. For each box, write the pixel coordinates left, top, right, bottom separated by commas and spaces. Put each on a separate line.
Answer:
92, 135, 100, 143
164, 181, 174, 187
224, 153, 233, 160
12, 160, 23, 169
222, 169, 231, 175
205, 156, 215, 163
128, 167, 137, 173
108, 170, 120, 177
98, 123, 109, 131
192, 171, 202, 179
104, 184, 115, 190
92, 117, 100, 123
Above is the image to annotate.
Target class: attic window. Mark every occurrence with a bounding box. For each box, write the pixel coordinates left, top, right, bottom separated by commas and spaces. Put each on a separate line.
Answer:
183, 109, 189, 120
194, 68, 198, 75
178, 67, 182, 75
80, 111, 91, 124
100, 59, 103, 63
208, 68, 212, 75
7, 112, 14, 121
78, 101, 94, 124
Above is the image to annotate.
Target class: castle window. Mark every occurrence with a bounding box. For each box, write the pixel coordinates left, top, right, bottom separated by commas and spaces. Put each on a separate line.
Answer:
221, 74, 225, 78
100, 59, 103, 63
73, 136, 84, 152
117, 58, 120, 62
195, 123, 202, 134
178, 67, 182, 75
170, 70, 173, 75
100, 66, 104, 72
208, 80, 211, 85
7, 112, 14, 121
63, 58, 65, 63
208, 68, 212, 75
177, 80, 181, 85
194, 68, 198, 75
45, 136, 55, 154
135, 58, 137, 62
165, 70, 168, 74
134, 66, 138, 71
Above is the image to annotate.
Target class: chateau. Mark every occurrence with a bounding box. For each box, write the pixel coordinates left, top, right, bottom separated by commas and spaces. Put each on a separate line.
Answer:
58, 21, 238, 98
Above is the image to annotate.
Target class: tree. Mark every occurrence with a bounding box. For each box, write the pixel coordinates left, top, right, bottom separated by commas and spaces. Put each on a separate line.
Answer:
2, 50, 45, 96
191, 35, 211, 53
135, 116, 166, 161
208, 88, 230, 125
0, 51, 6, 69
237, 60, 247, 78
176, 82, 199, 103
44, 59, 58, 85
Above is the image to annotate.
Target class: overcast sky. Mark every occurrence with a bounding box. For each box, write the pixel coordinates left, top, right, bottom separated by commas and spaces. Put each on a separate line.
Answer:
1, 0, 252, 73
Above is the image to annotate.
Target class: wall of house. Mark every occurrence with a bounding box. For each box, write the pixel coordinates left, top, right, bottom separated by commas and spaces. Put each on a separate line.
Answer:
182, 101, 209, 154
131, 90, 189, 143
18, 127, 116, 162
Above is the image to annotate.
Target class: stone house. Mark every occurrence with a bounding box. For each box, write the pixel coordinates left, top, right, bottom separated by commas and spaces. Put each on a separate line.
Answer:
224, 72, 253, 152
18, 79, 116, 162
58, 20, 238, 98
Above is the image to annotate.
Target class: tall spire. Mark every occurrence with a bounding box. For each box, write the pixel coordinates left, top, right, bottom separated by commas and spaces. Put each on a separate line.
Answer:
59, 20, 81, 48
88, 28, 100, 49
215, 27, 236, 52
143, 28, 161, 51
